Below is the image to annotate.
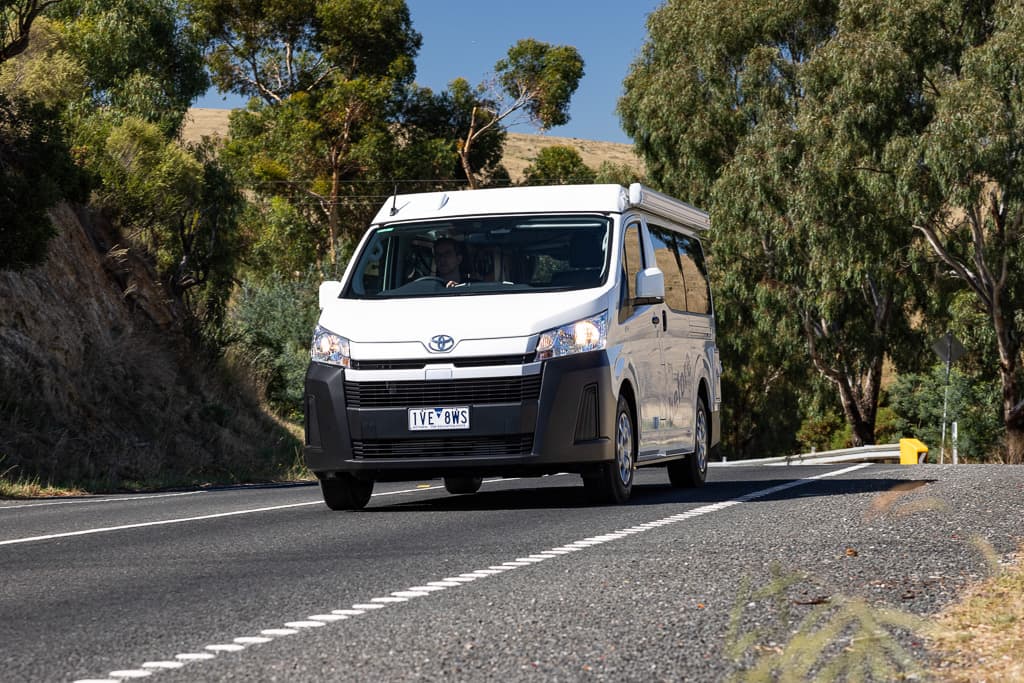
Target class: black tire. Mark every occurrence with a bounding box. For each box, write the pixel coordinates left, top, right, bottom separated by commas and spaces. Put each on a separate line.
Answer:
667, 397, 709, 488
320, 474, 374, 510
583, 394, 635, 504
444, 476, 483, 495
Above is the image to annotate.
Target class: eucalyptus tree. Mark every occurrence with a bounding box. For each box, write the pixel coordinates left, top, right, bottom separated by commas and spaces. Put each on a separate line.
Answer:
191, 0, 422, 264
47, 0, 208, 137
885, 1, 1024, 462
397, 77, 507, 190
457, 39, 584, 188
522, 145, 595, 186
620, 0, 929, 447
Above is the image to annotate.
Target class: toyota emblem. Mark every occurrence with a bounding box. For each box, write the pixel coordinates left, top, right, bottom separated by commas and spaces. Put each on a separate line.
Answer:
428, 334, 455, 353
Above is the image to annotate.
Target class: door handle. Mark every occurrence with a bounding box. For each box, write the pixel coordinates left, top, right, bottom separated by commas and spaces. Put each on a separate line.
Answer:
661, 309, 667, 332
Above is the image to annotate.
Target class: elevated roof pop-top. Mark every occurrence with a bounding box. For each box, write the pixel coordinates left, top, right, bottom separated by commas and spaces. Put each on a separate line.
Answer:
373, 183, 710, 232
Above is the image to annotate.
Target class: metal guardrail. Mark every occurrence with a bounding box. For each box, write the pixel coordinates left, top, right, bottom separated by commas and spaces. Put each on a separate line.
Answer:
710, 443, 903, 467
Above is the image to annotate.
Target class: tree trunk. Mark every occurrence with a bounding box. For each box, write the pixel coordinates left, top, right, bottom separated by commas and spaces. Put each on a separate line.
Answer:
328, 166, 340, 265
834, 377, 876, 447
459, 106, 479, 189
999, 364, 1024, 464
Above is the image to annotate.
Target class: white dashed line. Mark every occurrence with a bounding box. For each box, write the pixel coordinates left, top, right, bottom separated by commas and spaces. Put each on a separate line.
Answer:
283, 621, 325, 629
205, 644, 245, 653
72, 464, 870, 682
174, 653, 215, 662
308, 613, 349, 622
232, 637, 272, 645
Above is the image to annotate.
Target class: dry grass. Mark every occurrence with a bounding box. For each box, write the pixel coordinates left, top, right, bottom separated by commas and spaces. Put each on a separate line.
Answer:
181, 108, 644, 183
0, 469, 85, 498
928, 545, 1024, 682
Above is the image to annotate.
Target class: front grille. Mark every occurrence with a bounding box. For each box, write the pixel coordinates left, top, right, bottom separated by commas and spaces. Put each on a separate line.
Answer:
350, 354, 534, 370
344, 375, 542, 408
351, 434, 534, 459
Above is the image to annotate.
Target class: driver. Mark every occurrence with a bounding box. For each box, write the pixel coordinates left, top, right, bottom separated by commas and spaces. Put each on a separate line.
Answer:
433, 238, 464, 287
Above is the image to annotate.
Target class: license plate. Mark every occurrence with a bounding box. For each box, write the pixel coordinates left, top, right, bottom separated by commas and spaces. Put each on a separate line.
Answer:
408, 406, 470, 431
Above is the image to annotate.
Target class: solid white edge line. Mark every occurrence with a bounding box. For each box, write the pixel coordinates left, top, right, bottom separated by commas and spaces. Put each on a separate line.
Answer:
4, 479, 526, 546
0, 501, 323, 546
0, 491, 205, 510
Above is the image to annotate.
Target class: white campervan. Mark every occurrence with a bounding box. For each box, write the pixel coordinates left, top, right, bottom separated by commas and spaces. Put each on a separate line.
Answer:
304, 183, 722, 509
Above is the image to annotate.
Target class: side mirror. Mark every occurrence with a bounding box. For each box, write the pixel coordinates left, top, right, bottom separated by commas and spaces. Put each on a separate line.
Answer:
318, 281, 343, 309
635, 267, 665, 304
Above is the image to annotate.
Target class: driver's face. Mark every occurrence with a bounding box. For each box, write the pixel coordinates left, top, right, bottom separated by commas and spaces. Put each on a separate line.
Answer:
434, 243, 460, 275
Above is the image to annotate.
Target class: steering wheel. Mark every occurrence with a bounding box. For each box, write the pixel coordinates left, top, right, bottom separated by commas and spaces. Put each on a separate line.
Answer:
412, 276, 447, 284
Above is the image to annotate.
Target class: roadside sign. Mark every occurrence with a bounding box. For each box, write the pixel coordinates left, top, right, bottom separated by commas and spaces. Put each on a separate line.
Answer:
932, 332, 966, 365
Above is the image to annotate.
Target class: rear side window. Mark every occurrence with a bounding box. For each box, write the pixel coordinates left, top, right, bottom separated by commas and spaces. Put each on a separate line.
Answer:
678, 234, 712, 315
648, 224, 687, 312
648, 224, 712, 315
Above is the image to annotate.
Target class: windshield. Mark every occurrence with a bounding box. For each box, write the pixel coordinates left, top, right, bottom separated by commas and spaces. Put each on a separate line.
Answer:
343, 214, 612, 299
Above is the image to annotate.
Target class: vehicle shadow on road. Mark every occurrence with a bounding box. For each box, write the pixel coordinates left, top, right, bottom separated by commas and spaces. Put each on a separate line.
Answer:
365, 476, 936, 512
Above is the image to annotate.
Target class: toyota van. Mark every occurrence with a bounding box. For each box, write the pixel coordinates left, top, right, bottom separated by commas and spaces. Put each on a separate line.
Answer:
304, 183, 721, 509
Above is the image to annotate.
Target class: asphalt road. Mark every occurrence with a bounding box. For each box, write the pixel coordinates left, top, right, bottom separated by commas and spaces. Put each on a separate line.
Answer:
2, 464, 1022, 682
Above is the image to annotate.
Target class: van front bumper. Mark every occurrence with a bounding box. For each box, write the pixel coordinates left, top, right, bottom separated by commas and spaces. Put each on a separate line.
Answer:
303, 351, 615, 481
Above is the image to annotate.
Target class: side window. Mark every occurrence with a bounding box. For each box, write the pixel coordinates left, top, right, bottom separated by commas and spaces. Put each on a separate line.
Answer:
648, 224, 687, 312
619, 222, 644, 322
679, 235, 712, 315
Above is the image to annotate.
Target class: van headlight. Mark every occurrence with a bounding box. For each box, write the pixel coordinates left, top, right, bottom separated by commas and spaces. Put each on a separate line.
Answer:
536, 311, 608, 361
310, 325, 351, 367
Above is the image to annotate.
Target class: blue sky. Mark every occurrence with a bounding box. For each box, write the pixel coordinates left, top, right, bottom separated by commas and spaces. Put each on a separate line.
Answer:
193, 0, 664, 144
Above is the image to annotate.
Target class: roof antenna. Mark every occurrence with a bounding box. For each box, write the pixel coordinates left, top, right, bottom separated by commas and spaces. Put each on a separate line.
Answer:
389, 182, 399, 216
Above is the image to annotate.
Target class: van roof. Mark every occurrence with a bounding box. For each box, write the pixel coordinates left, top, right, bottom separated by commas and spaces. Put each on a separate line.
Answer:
373, 183, 710, 232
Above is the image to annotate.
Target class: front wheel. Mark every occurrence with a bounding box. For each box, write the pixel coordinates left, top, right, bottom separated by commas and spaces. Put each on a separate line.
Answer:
583, 394, 635, 504
320, 474, 374, 510
667, 398, 709, 488
444, 476, 483, 495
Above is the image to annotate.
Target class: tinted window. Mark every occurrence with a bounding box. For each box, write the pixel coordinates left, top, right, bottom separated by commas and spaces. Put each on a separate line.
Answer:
678, 234, 712, 315
648, 224, 687, 312
619, 222, 644, 322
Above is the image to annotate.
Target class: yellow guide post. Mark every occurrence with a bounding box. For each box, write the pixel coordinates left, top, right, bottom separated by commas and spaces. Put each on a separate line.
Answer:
899, 438, 928, 465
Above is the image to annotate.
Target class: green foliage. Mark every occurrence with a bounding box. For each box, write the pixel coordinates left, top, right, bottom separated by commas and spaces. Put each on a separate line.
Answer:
49, 0, 209, 137
884, 0, 1024, 459
227, 270, 322, 417
619, 0, 1023, 451
889, 365, 1003, 462
202, 1, 430, 264
495, 39, 584, 130
593, 160, 644, 186
796, 411, 845, 454
0, 94, 87, 271
522, 145, 595, 185
76, 114, 242, 338
0, 18, 88, 107
191, 0, 420, 103
398, 77, 507, 186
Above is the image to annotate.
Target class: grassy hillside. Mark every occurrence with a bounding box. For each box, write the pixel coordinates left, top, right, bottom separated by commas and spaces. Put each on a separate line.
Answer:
0, 205, 301, 493
182, 108, 644, 183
